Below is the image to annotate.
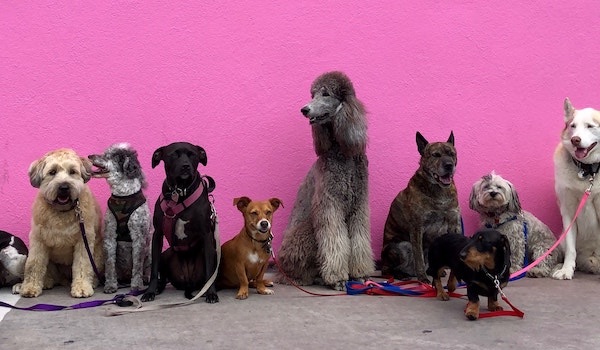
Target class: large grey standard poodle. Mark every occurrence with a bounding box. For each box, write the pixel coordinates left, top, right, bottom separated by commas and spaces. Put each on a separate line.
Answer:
276, 71, 374, 290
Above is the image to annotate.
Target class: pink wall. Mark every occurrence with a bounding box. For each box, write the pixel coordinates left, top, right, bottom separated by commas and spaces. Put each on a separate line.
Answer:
2, 2, 600, 260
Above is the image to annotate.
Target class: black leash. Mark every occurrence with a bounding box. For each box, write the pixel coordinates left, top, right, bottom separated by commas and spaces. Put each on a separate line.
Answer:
74, 200, 105, 285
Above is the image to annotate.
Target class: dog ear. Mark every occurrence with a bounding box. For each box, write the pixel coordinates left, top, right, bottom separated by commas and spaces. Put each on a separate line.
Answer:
79, 157, 93, 183
151, 147, 164, 169
506, 182, 522, 213
269, 198, 284, 211
195, 145, 207, 166
233, 197, 252, 212
28, 159, 44, 188
416, 132, 428, 156
447, 131, 454, 145
564, 98, 575, 121
332, 94, 367, 156
123, 155, 143, 180
468, 181, 480, 211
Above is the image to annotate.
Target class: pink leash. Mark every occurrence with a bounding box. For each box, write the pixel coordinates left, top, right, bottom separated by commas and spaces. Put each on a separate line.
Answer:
509, 179, 593, 279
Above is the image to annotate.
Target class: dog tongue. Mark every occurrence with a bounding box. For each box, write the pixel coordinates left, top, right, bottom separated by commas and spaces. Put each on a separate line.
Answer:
575, 147, 589, 159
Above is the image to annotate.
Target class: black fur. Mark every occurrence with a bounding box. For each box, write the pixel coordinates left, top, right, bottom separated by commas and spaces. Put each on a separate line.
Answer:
141, 142, 218, 303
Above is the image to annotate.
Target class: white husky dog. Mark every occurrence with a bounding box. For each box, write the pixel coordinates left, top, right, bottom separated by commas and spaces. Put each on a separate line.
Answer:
553, 98, 600, 280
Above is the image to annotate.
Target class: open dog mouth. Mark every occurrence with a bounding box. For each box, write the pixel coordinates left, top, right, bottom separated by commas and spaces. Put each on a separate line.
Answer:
434, 173, 454, 186
54, 194, 72, 205
575, 142, 597, 159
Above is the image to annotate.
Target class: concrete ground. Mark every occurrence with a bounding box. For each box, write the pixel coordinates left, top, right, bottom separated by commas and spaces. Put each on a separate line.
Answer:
0, 271, 598, 350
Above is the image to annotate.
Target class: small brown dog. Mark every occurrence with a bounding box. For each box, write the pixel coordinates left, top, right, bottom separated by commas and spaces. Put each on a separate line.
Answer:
218, 197, 282, 299
382, 131, 461, 283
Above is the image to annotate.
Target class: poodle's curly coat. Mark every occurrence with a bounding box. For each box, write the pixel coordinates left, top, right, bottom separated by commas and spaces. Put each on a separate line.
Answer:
276, 71, 374, 290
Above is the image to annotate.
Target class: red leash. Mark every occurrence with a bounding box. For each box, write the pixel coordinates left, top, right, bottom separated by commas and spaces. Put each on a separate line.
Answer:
270, 251, 346, 296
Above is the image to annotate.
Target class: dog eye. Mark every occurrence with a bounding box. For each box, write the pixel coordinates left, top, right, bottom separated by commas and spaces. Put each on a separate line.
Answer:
265, 211, 272, 216
586, 124, 596, 129
250, 212, 258, 217
432, 152, 441, 157
570, 123, 576, 128
48, 169, 57, 176
322, 92, 330, 97
69, 169, 77, 175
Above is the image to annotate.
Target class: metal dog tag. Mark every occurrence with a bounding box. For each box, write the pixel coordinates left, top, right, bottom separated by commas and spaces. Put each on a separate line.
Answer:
171, 191, 179, 203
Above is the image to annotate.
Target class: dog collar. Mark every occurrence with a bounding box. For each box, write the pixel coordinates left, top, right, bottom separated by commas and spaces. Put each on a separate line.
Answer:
571, 157, 600, 179
246, 230, 274, 254
485, 215, 517, 228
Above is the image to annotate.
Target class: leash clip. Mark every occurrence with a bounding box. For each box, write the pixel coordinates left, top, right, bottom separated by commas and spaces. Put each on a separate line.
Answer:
586, 174, 595, 193
74, 199, 84, 223
493, 277, 507, 298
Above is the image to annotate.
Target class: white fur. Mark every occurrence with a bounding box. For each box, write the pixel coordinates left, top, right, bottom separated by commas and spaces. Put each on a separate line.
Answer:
175, 219, 189, 240
553, 99, 600, 279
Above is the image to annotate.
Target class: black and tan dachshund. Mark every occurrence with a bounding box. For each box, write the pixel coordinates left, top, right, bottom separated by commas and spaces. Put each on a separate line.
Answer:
427, 229, 511, 320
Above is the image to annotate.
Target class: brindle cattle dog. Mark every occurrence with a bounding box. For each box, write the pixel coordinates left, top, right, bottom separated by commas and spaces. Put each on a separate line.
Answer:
381, 131, 461, 283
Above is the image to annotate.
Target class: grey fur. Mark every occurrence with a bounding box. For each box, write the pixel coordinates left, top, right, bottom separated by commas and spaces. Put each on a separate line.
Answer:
89, 143, 151, 293
276, 72, 374, 290
469, 171, 562, 277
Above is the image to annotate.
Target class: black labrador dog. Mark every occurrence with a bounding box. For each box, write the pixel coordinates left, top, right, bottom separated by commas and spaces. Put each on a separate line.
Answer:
427, 229, 511, 320
141, 142, 219, 303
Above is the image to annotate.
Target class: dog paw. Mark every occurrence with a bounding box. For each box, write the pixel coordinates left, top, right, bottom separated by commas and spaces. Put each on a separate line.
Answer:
551, 266, 574, 280
258, 288, 274, 295
140, 292, 156, 302
11, 283, 22, 295
19, 283, 42, 298
436, 291, 450, 301
104, 282, 118, 294
488, 302, 504, 312
236, 290, 249, 300
526, 267, 549, 278
205, 292, 219, 303
71, 281, 94, 298
331, 281, 347, 291
464, 302, 480, 321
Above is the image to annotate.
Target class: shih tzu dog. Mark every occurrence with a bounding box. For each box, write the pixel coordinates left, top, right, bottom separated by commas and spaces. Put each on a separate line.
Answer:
469, 171, 561, 277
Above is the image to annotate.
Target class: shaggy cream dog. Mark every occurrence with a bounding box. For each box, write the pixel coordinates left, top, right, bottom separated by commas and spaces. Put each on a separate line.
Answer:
469, 171, 561, 277
16, 148, 103, 298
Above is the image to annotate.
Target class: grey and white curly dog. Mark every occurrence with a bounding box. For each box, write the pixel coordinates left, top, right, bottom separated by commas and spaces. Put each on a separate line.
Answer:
276, 71, 375, 291
89, 143, 151, 293
469, 171, 562, 277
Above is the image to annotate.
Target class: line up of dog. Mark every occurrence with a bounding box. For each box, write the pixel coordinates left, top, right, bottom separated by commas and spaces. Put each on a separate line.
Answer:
2, 72, 599, 320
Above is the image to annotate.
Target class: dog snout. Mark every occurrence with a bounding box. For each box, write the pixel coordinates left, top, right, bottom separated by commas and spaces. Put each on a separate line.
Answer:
259, 220, 270, 230
58, 183, 70, 195
301, 106, 310, 116
571, 136, 581, 147
459, 249, 468, 260
489, 191, 498, 198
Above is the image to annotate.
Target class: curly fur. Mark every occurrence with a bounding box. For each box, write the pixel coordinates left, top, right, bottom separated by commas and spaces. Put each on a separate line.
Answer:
16, 149, 103, 298
469, 171, 561, 277
276, 71, 374, 290
89, 143, 151, 293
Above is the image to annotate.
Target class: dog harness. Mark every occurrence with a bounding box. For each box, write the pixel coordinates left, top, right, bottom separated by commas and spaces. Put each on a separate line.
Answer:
159, 176, 215, 252
107, 191, 147, 242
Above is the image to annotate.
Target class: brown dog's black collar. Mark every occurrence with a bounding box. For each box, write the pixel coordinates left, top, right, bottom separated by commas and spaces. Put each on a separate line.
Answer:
246, 230, 273, 254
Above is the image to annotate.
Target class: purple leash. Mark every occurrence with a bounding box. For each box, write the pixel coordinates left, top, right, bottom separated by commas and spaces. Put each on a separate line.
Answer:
0, 292, 140, 311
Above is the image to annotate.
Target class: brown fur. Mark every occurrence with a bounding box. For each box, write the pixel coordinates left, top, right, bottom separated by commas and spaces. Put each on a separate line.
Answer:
382, 131, 461, 282
17, 149, 103, 298
218, 197, 282, 299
